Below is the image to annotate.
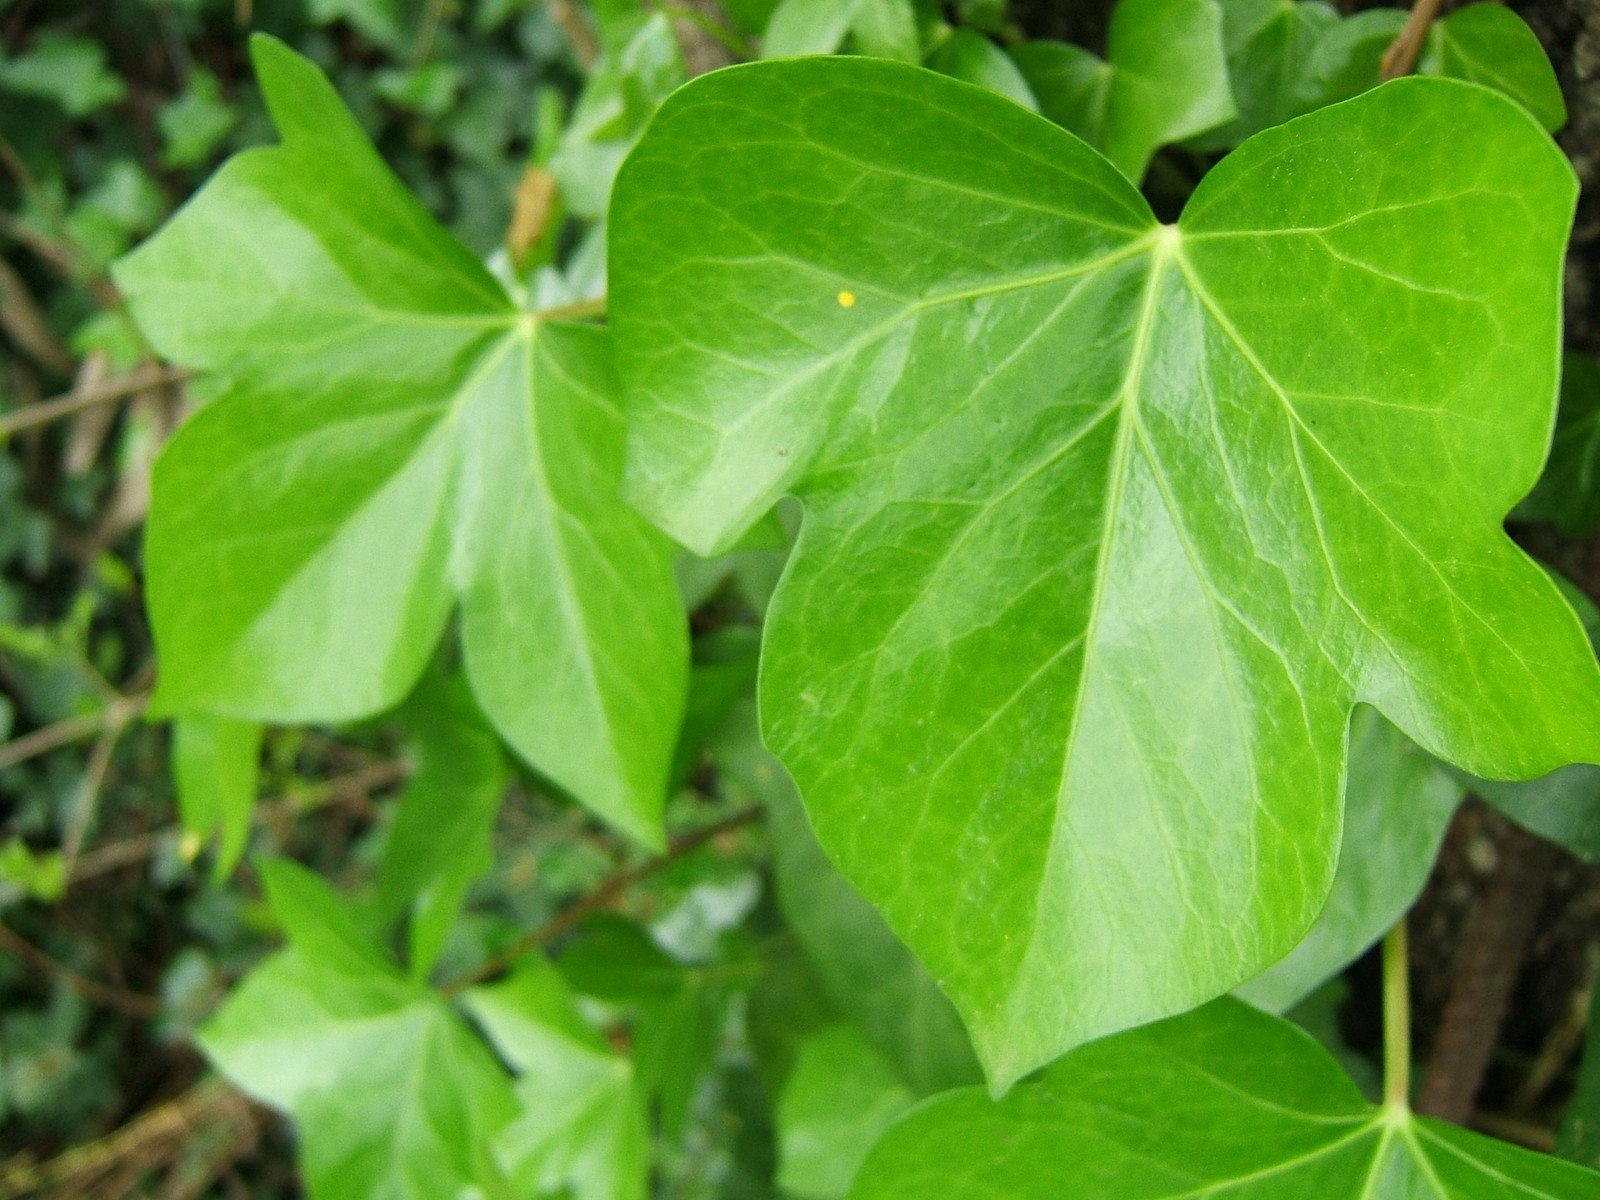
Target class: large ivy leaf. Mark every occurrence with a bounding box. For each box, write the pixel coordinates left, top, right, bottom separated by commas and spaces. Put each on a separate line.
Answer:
1237, 710, 1461, 1013
113, 37, 686, 846
201, 861, 518, 1200
611, 60, 1600, 1086
762, 769, 981, 1094
1010, 0, 1233, 182
1460, 575, 1600, 861
850, 999, 1600, 1199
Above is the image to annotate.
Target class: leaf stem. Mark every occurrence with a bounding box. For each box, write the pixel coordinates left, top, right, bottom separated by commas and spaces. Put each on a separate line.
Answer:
535, 296, 606, 324
441, 805, 763, 995
1380, 0, 1443, 81
1383, 918, 1412, 1111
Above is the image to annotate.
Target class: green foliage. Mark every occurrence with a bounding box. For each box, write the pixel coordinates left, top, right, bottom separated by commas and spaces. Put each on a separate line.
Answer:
115, 36, 687, 847
611, 56, 1597, 1085
853, 1000, 1600, 1199
1011, 0, 1233, 181
8, 0, 1600, 1196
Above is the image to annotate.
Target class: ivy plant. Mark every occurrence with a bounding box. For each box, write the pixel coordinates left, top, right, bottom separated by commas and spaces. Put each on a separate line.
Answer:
610, 56, 1600, 1085
88, 1, 1600, 1197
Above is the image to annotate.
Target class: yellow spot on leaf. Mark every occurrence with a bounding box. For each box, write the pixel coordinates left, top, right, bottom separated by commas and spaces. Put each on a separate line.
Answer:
179, 830, 202, 862
837, 290, 857, 308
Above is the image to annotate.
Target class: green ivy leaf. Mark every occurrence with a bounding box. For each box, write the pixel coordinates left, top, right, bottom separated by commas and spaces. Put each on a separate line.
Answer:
114, 36, 687, 847
1236, 710, 1461, 1013
171, 713, 262, 882
158, 67, 239, 170
202, 862, 517, 1200
0, 35, 125, 117
925, 30, 1037, 111
1010, 0, 1233, 182
308, 0, 406, 49
612, 60, 1600, 1086
1518, 355, 1600, 538
552, 11, 685, 220
1189, 0, 1341, 149
466, 957, 650, 1200
776, 1024, 913, 1200
1460, 575, 1600, 861
850, 999, 1600, 1199
764, 773, 981, 1094
1421, 4, 1566, 134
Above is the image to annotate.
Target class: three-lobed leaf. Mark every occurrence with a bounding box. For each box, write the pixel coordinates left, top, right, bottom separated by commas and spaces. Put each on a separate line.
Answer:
114, 36, 686, 847
850, 999, 1600, 1199
611, 59, 1600, 1087
202, 861, 517, 1200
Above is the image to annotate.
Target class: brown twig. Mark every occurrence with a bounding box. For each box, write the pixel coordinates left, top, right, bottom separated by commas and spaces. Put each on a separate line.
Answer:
0, 1078, 259, 1200
0, 366, 188, 439
0, 921, 163, 1018
548, 0, 602, 67
1416, 819, 1560, 1123
443, 805, 763, 995
1381, 0, 1445, 81
0, 693, 149, 771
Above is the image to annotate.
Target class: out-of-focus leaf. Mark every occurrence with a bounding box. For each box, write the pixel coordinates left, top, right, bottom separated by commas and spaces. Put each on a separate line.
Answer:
926, 30, 1037, 110
777, 1024, 913, 1200
466, 956, 649, 1200
1519, 356, 1600, 538
159, 68, 239, 169
0, 35, 125, 117
1011, 0, 1233, 181
371, 673, 506, 977
202, 861, 517, 1200
172, 713, 262, 881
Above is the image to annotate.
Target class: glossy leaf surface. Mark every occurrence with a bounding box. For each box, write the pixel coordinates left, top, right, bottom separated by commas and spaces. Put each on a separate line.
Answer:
612, 59, 1600, 1085
1237, 710, 1461, 1013
850, 999, 1600, 1200
1011, 0, 1233, 181
114, 37, 686, 845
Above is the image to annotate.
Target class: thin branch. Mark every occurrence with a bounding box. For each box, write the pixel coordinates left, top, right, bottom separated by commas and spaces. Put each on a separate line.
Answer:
1416, 818, 1558, 1123
536, 296, 606, 323
1380, 0, 1444, 81
443, 805, 763, 995
1, 367, 188, 439
0, 921, 163, 1018
60, 709, 133, 871
548, 0, 602, 67
0, 693, 149, 771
